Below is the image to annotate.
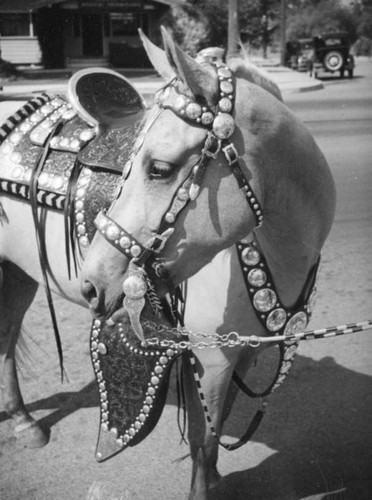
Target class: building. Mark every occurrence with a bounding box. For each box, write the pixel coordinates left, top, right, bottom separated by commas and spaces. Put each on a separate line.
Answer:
0, 0, 185, 69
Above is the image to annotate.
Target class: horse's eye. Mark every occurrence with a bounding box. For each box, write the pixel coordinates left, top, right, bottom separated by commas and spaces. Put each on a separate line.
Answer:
148, 161, 174, 180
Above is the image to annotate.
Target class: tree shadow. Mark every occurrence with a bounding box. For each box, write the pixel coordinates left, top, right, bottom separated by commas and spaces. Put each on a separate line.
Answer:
210, 354, 372, 499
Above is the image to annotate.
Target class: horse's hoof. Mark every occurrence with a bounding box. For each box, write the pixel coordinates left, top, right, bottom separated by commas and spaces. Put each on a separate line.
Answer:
14, 421, 50, 448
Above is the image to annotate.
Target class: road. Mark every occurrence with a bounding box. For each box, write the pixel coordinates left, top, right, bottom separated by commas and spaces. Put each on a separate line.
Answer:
0, 63, 371, 500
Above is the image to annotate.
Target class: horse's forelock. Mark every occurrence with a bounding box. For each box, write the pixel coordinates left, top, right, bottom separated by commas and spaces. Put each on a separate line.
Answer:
228, 58, 283, 102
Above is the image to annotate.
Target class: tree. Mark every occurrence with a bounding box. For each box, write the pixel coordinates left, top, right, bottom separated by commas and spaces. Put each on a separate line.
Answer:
286, 0, 359, 42
162, 0, 281, 56
160, 4, 211, 56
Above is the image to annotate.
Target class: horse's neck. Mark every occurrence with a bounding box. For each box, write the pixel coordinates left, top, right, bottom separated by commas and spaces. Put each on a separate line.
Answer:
231, 78, 335, 307
184, 247, 253, 336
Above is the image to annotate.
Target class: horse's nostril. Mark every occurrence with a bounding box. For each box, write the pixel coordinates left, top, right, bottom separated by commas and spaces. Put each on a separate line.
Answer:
81, 280, 102, 313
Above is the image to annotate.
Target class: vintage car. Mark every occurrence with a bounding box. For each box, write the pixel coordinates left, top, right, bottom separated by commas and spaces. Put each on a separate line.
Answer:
296, 38, 314, 72
285, 38, 316, 71
308, 31, 355, 78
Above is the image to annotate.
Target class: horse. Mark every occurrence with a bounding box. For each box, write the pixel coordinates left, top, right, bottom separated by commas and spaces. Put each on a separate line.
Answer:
79, 28, 336, 499
0, 30, 335, 500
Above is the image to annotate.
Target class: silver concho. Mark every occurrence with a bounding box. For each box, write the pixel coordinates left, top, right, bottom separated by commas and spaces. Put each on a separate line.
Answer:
284, 344, 298, 360
218, 97, 232, 113
11, 166, 24, 180
201, 112, 214, 125
119, 236, 131, 249
51, 175, 65, 190
106, 224, 120, 241
253, 288, 277, 312
9, 132, 22, 145
220, 80, 234, 95
217, 67, 232, 79
130, 245, 141, 257
122, 275, 147, 299
284, 311, 308, 335
266, 308, 287, 331
80, 128, 95, 141
174, 94, 188, 111
38, 172, 50, 187
177, 187, 189, 201
247, 268, 266, 287
212, 113, 235, 139
186, 103, 202, 119
241, 245, 260, 266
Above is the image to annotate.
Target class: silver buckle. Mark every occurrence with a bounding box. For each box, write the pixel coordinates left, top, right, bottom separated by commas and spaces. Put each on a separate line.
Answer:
222, 143, 239, 165
202, 132, 221, 159
150, 228, 175, 253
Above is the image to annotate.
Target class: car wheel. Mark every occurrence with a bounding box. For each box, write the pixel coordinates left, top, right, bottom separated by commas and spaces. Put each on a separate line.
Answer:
324, 51, 344, 72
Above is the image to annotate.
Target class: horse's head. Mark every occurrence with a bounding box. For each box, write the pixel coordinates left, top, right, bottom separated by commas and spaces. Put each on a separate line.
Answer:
81, 28, 274, 336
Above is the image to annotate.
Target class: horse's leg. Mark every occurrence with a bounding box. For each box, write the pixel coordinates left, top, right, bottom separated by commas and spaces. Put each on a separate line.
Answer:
183, 348, 242, 500
220, 346, 264, 425
0, 261, 49, 447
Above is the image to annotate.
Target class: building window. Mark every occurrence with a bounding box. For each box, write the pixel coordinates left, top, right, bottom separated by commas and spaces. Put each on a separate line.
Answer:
110, 12, 138, 36
0, 13, 31, 36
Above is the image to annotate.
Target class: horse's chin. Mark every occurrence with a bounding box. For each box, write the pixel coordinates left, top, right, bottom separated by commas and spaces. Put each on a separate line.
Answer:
105, 300, 173, 331
107, 305, 129, 326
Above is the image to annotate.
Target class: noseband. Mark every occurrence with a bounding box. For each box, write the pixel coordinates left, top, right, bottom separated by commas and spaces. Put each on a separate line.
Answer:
94, 62, 264, 342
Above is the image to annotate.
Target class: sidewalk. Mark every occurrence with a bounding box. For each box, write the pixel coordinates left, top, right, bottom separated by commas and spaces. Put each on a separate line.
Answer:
0, 64, 323, 103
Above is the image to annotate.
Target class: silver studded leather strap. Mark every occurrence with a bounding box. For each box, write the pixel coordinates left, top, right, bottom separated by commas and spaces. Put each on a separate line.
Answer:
222, 142, 264, 227
94, 210, 148, 260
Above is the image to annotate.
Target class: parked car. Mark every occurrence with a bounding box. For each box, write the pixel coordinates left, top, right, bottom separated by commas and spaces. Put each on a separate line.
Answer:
285, 40, 301, 69
296, 38, 314, 72
308, 32, 355, 78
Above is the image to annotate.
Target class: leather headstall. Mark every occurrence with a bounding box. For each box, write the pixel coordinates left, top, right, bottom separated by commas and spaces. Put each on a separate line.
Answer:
94, 63, 265, 342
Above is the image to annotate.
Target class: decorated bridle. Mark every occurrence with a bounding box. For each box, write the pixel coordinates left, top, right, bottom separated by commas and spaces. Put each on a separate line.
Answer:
94, 61, 264, 342
89, 62, 372, 454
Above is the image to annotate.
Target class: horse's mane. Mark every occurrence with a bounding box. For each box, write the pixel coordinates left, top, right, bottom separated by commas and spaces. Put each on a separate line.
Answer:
227, 56, 283, 102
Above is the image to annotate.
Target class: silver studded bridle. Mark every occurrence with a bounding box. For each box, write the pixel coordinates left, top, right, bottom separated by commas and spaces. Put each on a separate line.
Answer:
93, 62, 265, 342
89, 62, 329, 452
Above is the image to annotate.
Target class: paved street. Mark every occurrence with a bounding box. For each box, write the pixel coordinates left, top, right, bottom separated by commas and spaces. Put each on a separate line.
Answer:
0, 60, 371, 499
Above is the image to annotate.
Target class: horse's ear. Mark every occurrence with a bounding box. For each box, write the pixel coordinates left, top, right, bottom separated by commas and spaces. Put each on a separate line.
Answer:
138, 29, 176, 82
160, 26, 218, 106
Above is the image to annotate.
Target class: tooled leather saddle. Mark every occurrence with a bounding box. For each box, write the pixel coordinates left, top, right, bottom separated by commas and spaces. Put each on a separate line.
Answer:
0, 68, 182, 462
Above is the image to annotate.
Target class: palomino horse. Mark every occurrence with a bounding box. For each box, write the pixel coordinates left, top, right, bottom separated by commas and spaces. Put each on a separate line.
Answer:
79, 29, 336, 499
0, 31, 335, 500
